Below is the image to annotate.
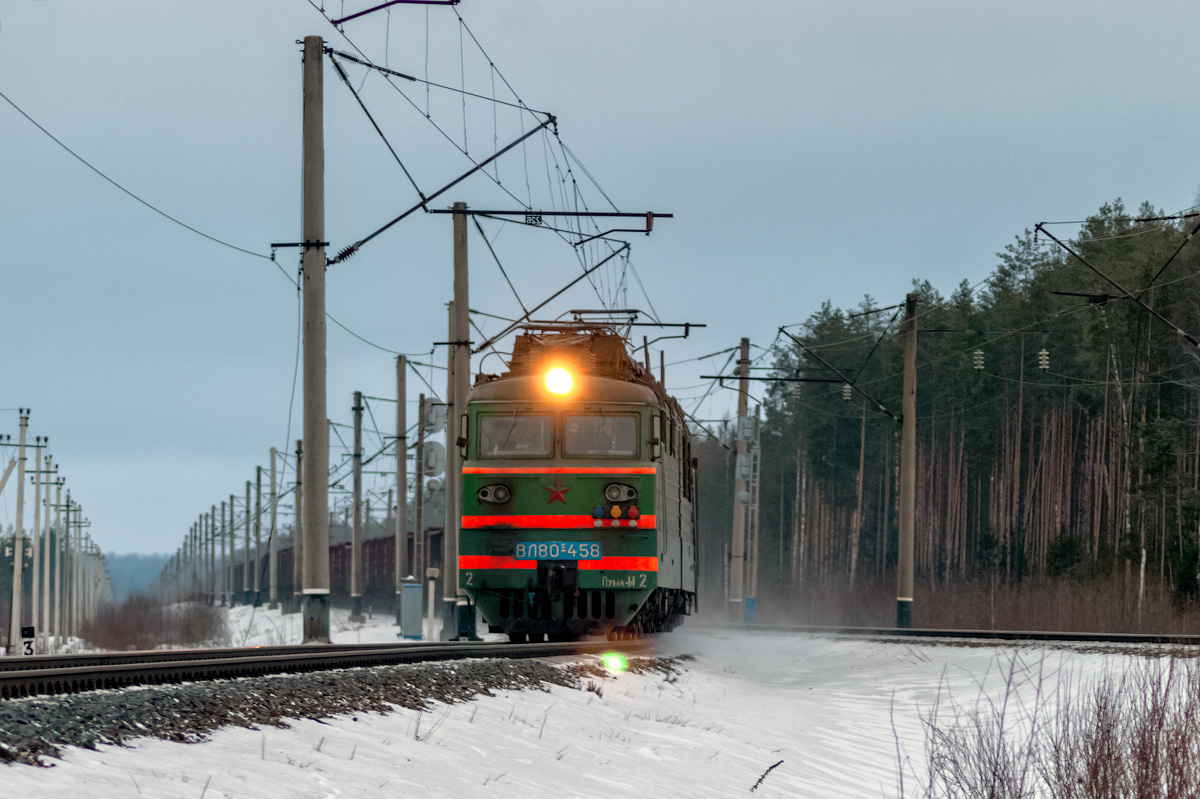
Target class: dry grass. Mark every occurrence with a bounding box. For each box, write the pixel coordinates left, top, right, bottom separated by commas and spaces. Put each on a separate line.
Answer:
763, 573, 1200, 633
81, 594, 228, 650
898, 654, 1200, 798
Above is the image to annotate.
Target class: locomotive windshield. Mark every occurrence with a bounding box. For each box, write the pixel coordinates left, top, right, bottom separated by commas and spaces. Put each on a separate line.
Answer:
478, 413, 552, 457
564, 415, 638, 457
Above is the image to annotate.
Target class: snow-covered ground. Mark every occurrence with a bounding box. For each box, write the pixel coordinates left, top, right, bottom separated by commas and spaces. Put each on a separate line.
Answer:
221, 602, 508, 647
3, 608, 1175, 797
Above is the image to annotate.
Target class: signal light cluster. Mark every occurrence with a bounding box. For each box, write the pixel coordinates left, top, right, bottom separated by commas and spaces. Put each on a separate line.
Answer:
593, 503, 640, 520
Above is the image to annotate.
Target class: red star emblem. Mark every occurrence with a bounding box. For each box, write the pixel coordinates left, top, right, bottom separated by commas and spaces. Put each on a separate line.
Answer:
544, 476, 572, 504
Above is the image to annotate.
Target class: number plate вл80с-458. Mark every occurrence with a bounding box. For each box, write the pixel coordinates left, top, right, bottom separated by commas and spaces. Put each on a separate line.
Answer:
514, 541, 601, 560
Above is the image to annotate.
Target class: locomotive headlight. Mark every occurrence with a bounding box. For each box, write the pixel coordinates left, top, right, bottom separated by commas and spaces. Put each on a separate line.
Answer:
478, 484, 511, 504
604, 483, 637, 503
545, 367, 573, 394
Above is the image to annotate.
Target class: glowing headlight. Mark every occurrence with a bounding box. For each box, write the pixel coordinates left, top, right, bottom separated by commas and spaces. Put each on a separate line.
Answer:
545, 367, 573, 394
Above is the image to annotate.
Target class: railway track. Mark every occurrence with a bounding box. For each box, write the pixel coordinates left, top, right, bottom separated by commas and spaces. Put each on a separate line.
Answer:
0, 639, 649, 700
698, 622, 1200, 647
10, 622, 1187, 701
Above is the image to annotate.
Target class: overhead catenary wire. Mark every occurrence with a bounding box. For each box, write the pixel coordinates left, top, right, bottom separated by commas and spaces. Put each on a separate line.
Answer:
0, 87, 271, 263
327, 50, 426, 204
473, 217, 528, 315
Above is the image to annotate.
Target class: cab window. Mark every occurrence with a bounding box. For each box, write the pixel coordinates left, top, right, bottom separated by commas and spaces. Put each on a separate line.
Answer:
564, 415, 638, 457
478, 414, 552, 457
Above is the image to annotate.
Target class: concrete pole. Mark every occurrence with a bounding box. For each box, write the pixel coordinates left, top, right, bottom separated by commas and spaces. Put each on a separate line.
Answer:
8, 411, 28, 656
37, 462, 49, 650
427, 570, 437, 644
62, 494, 71, 639
449, 201, 470, 637
227, 496, 235, 605
415, 394, 426, 624
395, 355, 408, 624
269, 447, 279, 608
350, 391, 364, 621
897, 292, 918, 628
202, 510, 208, 605
192, 522, 198, 601
200, 516, 207, 602
45, 483, 56, 634
255, 465, 263, 605
89, 545, 97, 625
53, 480, 62, 648
195, 519, 201, 604
244, 481, 252, 604
40, 461, 52, 650
387, 486, 394, 595
301, 34, 330, 644
198, 516, 205, 604
747, 406, 761, 616
202, 511, 210, 597
65, 508, 73, 638
221, 501, 230, 606
443, 303, 457, 640
84, 543, 92, 626
193, 521, 198, 600
183, 525, 189, 601
84, 546, 91, 626
209, 505, 217, 605
293, 440, 303, 612
208, 503, 216, 604
30, 441, 42, 645
77, 540, 85, 630
365, 497, 372, 611
729, 340, 749, 609
71, 514, 81, 638
215, 502, 223, 606
80, 543, 88, 628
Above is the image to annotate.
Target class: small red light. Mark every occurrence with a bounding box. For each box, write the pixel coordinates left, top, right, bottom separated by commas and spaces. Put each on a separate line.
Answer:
628, 506, 639, 519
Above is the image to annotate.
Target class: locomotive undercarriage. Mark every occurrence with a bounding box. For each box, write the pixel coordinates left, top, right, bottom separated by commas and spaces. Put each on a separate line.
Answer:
607, 587, 695, 640
483, 564, 694, 642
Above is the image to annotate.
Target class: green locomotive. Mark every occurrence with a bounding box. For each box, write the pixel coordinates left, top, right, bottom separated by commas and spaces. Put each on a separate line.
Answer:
458, 324, 697, 641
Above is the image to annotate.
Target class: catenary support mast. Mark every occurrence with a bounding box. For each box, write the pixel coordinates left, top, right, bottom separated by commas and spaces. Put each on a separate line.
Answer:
350, 391, 364, 621
729, 340, 749, 610
301, 34, 330, 643
8, 411, 28, 656
269, 447, 279, 608
395, 355, 408, 624
897, 292, 918, 628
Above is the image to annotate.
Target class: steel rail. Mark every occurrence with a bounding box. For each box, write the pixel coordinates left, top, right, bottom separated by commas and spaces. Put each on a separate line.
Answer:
0, 639, 649, 700
697, 622, 1200, 646
0, 641, 499, 673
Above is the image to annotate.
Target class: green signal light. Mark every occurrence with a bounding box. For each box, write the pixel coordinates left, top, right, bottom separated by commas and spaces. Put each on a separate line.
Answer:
601, 652, 628, 673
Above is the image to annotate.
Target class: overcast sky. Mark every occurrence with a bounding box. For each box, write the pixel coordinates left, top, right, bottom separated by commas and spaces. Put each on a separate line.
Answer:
3, 1, 1198, 554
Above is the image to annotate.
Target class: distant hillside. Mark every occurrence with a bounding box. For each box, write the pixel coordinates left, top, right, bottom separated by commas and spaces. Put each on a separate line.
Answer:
105, 552, 169, 601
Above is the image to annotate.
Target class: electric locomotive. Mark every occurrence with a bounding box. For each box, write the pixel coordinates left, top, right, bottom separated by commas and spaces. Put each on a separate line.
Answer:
458, 323, 697, 641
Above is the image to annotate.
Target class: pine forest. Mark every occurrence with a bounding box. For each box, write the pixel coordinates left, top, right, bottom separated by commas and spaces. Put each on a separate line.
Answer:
695, 199, 1200, 630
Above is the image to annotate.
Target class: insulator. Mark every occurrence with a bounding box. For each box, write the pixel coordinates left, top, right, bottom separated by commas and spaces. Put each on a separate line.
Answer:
330, 57, 350, 83
973, 350, 984, 369
1038, 348, 1050, 370
334, 244, 358, 263
842, 384, 852, 401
